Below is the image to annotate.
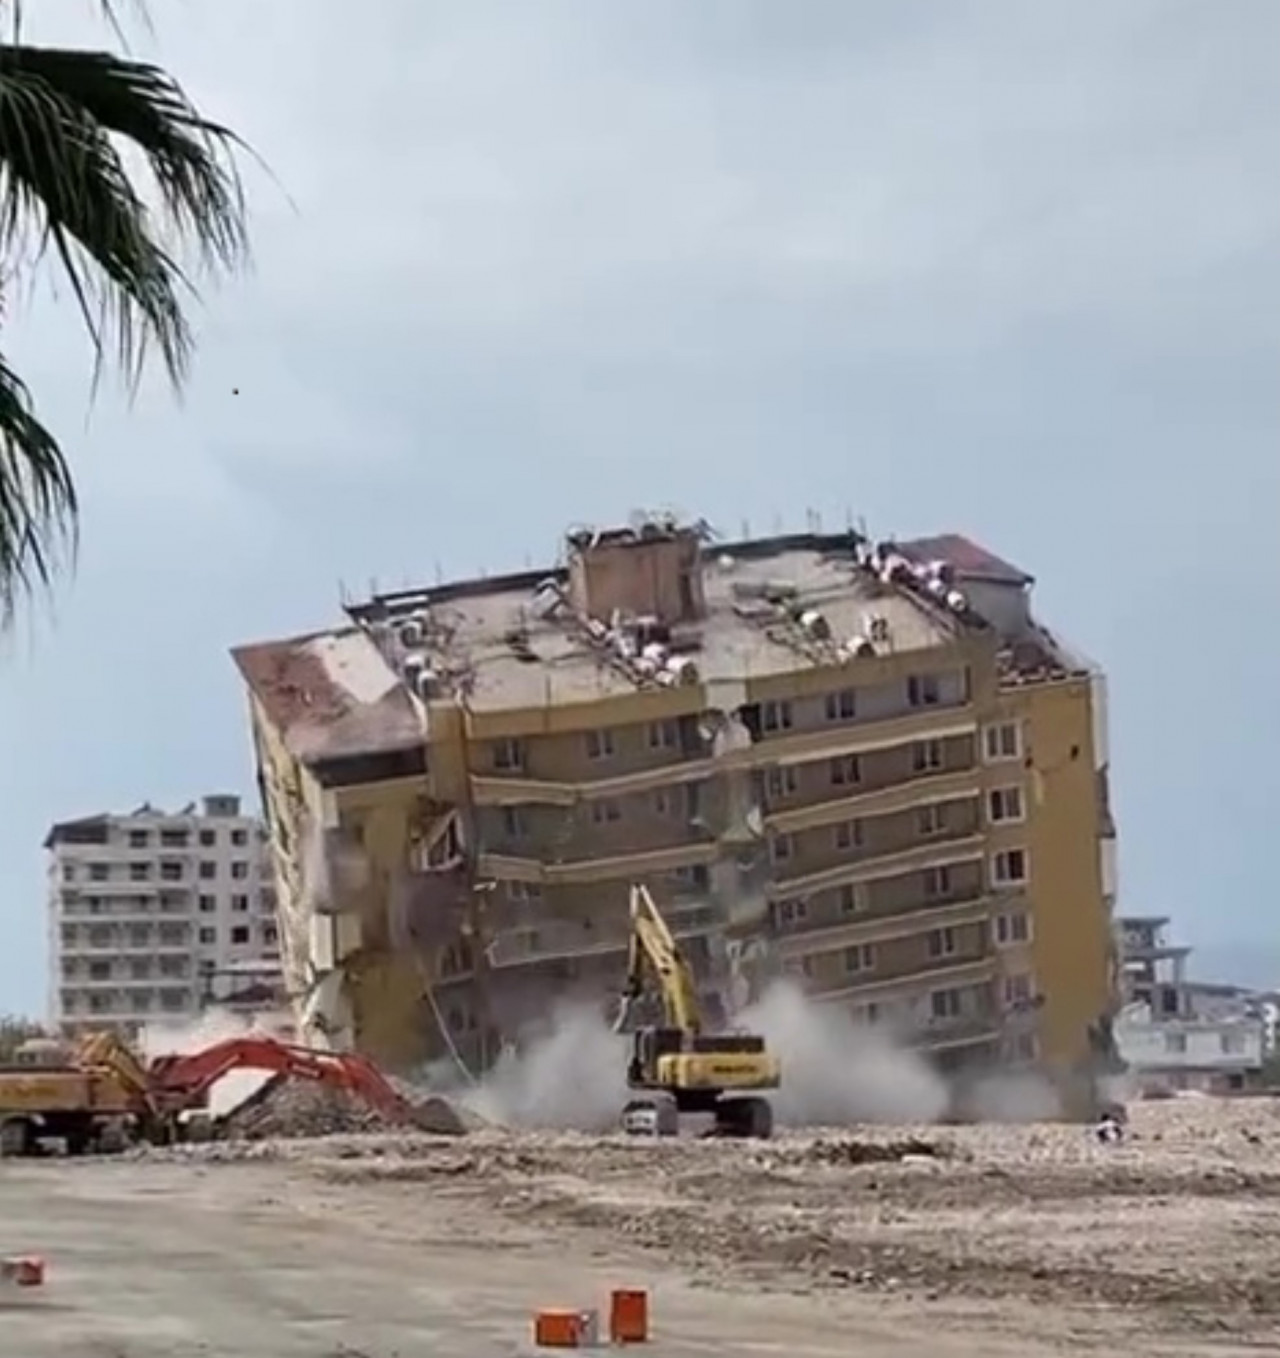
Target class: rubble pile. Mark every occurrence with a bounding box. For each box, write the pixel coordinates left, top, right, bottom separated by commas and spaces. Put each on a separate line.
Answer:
221, 1075, 469, 1140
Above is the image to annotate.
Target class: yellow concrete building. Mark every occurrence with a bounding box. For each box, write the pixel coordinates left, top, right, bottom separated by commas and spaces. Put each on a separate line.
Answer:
232, 516, 1117, 1080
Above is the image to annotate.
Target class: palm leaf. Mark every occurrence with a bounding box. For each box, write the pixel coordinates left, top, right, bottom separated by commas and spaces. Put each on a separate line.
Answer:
0, 32, 249, 619
0, 349, 75, 623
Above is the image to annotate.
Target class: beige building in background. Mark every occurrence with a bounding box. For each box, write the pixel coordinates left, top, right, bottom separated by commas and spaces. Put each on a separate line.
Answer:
46, 795, 285, 1037
233, 514, 1117, 1080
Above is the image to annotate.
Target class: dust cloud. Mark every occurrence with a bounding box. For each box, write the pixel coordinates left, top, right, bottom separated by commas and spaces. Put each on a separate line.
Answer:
456, 980, 1069, 1130
460, 1001, 629, 1132
139, 1007, 295, 1118
738, 981, 950, 1124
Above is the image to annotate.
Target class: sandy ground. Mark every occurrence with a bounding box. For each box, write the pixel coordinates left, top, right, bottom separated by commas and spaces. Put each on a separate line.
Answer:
4, 1097, 1280, 1356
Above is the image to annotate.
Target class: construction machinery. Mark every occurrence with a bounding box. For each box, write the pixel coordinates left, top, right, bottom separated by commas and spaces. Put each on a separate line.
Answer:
0, 1031, 425, 1156
613, 883, 780, 1138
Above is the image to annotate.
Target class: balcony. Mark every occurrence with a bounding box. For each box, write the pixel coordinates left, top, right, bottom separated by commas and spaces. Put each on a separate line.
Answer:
478, 839, 720, 887
765, 767, 980, 835
774, 894, 991, 957
471, 708, 978, 808
768, 836, 985, 900
808, 952, 995, 1003
488, 900, 720, 970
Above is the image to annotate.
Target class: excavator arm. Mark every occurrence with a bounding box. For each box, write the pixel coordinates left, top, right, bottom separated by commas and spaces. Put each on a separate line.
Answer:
615, 883, 702, 1035
144, 1037, 415, 1122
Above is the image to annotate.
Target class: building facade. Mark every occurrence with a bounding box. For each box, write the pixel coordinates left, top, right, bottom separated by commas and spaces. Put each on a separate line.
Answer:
1114, 915, 1267, 1092
234, 516, 1117, 1079
46, 795, 285, 1036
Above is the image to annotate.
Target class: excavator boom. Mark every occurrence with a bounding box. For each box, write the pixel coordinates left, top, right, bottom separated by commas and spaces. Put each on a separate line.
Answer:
145, 1037, 416, 1123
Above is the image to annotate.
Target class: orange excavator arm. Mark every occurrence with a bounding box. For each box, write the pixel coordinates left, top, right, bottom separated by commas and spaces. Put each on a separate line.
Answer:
145, 1037, 415, 1123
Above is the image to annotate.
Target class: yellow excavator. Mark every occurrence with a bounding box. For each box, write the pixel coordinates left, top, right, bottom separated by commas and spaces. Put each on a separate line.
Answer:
612, 883, 780, 1138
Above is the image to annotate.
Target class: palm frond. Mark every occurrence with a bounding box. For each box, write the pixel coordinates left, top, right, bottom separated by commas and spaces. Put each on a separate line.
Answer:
0, 349, 75, 623
0, 42, 250, 390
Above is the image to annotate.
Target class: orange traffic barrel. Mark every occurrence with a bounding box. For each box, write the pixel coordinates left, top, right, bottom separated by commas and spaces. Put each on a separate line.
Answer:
609, 1288, 649, 1344
0, 1256, 45, 1287
534, 1307, 599, 1348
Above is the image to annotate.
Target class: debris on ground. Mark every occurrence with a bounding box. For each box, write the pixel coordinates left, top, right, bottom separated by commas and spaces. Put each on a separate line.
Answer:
220, 1075, 470, 1139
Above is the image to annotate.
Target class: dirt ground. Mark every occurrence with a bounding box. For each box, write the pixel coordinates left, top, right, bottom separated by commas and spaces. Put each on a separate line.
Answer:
4, 1097, 1280, 1356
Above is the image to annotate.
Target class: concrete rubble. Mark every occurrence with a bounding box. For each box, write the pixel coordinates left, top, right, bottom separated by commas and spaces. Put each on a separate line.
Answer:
220, 1073, 472, 1140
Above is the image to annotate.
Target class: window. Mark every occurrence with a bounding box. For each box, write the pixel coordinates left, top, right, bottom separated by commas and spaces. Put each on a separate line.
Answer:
770, 833, 793, 864
923, 865, 952, 898
263, 924, 279, 946
198, 895, 216, 913
673, 864, 710, 891
843, 944, 875, 974
1003, 973, 1035, 1007
766, 766, 797, 800
911, 740, 943, 773
824, 688, 856, 722
776, 898, 807, 928
160, 989, 187, 1011
838, 884, 864, 915
590, 798, 622, 825
1010, 1032, 1038, 1062
983, 722, 1021, 763
652, 789, 674, 817
648, 720, 678, 750
927, 927, 957, 959
988, 786, 1025, 824
1165, 1031, 1187, 1055
907, 674, 940, 707
61, 863, 76, 882
507, 880, 543, 904
858, 1002, 881, 1026
128, 830, 149, 849
199, 861, 216, 880
830, 755, 861, 787
230, 926, 250, 945
199, 829, 216, 847
834, 819, 863, 851
931, 988, 962, 1020
232, 895, 249, 912
127, 925, 150, 948
585, 729, 615, 761
916, 803, 948, 836
1220, 1030, 1247, 1056
500, 807, 527, 839
129, 862, 151, 882
993, 911, 1031, 946
991, 849, 1028, 888
761, 700, 793, 734
159, 829, 189, 848
231, 828, 248, 847
230, 861, 249, 880
160, 861, 184, 882
159, 956, 187, 978
88, 961, 111, 981
492, 738, 525, 772
89, 863, 110, 882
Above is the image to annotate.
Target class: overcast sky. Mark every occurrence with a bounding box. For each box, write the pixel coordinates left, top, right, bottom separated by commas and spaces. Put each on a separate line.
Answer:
1, 0, 1277, 1017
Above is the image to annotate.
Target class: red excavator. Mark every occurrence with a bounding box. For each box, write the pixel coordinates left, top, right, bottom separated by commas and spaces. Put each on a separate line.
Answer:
0, 1031, 434, 1156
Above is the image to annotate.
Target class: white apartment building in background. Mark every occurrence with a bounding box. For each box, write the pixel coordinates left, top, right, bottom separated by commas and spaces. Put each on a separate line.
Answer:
47, 794, 285, 1035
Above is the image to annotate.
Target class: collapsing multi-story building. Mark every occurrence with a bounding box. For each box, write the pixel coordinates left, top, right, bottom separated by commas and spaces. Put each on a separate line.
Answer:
232, 514, 1118, 1082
